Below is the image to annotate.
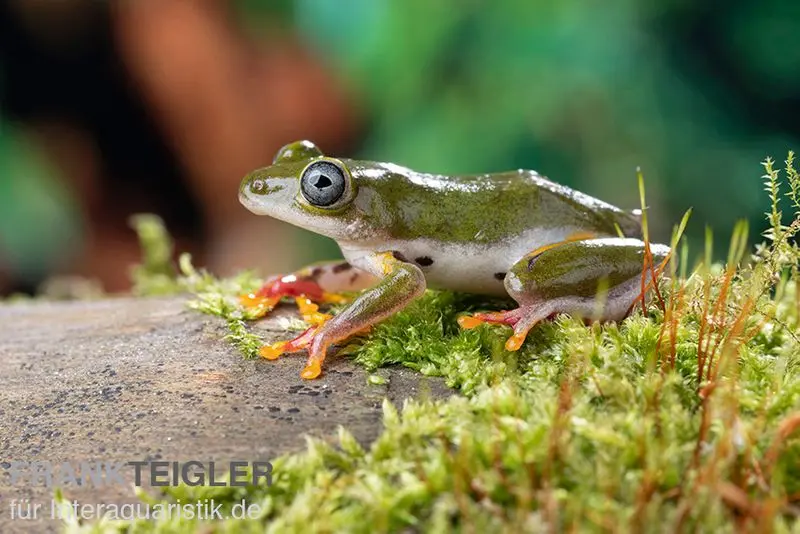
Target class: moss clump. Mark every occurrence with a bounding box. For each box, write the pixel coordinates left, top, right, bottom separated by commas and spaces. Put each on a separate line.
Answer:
128, 214, 182, 297
71, 156, 800, 533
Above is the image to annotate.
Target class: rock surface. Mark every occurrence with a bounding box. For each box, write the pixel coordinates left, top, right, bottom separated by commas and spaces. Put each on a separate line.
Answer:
0, 296, 452, 532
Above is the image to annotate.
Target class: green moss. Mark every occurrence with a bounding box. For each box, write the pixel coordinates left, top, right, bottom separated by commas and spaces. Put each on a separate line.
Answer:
76, 156, 800, 533
128, 214, 181, 297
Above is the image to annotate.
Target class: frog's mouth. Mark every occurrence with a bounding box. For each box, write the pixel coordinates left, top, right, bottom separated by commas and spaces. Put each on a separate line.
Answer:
239, 189, 271, 216
239, 190, 258, 214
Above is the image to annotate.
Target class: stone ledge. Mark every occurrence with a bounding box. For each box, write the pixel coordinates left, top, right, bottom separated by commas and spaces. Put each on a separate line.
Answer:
0, 296, 452, 532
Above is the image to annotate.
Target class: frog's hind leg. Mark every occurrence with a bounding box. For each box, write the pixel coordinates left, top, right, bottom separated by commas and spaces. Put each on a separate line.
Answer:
459, 237, 671, 352
240, 260, 378, 318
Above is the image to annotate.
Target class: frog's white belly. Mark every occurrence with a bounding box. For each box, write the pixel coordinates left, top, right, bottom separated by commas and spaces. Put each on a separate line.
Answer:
339, 228, 578, 297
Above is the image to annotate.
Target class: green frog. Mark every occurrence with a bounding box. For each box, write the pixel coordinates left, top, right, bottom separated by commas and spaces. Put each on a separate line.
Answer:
239, 140, 670, 379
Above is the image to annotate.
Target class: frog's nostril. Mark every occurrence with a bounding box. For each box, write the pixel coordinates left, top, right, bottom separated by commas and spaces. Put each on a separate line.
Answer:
251, 179, 265, 194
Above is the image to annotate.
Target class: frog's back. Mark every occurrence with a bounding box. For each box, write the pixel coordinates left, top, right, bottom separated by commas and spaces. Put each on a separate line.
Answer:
352, 163, 641, 245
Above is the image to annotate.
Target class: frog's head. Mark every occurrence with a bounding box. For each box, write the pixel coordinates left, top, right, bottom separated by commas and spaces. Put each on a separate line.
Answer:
239, 140, 368, 240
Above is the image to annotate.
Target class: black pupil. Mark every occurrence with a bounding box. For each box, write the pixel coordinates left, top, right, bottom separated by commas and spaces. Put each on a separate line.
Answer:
314, 175, 332, 189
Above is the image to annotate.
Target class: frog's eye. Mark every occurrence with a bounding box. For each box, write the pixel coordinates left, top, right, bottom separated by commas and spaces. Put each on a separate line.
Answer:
300, 161, 346, 207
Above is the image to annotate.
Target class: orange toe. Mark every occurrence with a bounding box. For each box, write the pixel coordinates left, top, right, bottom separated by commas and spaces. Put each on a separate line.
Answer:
505, 332, 527, 351
294, 297, 332, 326
259, 341, 287, 360
300, 361, 322, 380
458, 315, 484, 329
240, 294, 280, 318
294, 296, 319, 314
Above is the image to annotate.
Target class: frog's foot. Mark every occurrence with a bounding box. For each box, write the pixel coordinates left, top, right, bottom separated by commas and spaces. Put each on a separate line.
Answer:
239, 286, 282, 319
259, 321, 373, 379
458, 310, 522, 329
257, 295, 336, 361
240, 261, 376, 319
259, 325, 319, 361
458, 304, 554, 351
240, 274, 352, 319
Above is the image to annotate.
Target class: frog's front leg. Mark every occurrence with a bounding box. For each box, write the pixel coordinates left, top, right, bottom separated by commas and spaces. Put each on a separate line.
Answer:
240, 260, 378, 319
271, 252, 426, 379
459, 238, 671, 351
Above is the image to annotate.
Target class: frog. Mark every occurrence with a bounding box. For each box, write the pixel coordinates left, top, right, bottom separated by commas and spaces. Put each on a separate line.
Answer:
239, 140, 671, 379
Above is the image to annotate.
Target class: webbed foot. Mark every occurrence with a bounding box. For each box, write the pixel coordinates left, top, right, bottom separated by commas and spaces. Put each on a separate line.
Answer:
257, 297, 332, 360
240, 274, 350, 318
458, 307, 549, 351
240, 259, 375, 320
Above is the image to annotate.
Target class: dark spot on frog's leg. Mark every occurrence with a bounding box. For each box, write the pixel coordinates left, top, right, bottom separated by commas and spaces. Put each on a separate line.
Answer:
349, 273, 360, 285
494, 272, 506, 281
415, 256, 434, 267
332, 262, 352, 274
392, 251, 409, 263
310, 267, 324, 278
527, 255, 542, 271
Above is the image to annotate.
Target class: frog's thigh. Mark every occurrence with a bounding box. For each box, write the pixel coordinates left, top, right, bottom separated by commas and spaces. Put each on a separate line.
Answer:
505, 238, 658, 323
303, 252, 426, 378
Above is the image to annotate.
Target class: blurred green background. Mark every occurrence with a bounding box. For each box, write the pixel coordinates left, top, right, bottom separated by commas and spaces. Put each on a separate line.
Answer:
1, 0, 798, 295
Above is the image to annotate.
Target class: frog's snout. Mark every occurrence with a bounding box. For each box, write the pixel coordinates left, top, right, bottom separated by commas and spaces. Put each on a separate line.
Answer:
238, 175, 262, 214
238, 171, 296, 216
